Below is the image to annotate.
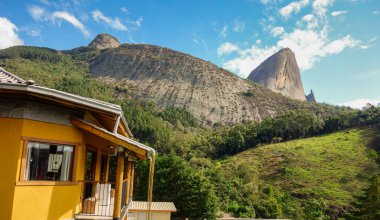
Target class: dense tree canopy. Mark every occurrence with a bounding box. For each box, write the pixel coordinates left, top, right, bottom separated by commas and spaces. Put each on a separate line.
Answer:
134, 154, 219, 220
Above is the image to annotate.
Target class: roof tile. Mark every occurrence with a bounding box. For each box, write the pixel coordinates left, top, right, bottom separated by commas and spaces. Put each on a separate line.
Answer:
0, 67, 26, 84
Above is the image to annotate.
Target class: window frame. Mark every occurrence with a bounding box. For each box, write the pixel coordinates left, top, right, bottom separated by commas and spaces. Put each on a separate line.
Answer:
18, 137, 80, 186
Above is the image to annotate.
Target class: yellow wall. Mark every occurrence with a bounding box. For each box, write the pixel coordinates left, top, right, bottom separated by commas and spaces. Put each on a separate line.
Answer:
0, 118, 23, 220
2, 118, 86, 220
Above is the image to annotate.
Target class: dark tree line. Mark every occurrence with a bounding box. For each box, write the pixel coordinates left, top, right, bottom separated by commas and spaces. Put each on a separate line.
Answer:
212, 106, 380, 158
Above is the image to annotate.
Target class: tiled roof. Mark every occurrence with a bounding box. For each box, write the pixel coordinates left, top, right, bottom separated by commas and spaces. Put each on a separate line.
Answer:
0, 67, 26, 84
129, 201, 177, 212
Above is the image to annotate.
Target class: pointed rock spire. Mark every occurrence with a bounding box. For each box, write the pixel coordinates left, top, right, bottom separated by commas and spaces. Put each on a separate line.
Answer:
306, 90, 316, 102
247, 48, 306, 101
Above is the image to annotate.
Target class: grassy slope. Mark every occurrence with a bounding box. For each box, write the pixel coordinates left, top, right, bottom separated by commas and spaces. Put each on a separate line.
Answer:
221, 126, 380, 213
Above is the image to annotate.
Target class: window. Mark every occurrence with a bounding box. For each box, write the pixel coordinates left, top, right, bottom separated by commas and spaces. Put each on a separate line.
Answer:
25, 141, 74, 181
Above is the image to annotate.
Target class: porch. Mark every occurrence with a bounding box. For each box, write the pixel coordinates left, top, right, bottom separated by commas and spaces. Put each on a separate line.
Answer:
70, 117, 153, 220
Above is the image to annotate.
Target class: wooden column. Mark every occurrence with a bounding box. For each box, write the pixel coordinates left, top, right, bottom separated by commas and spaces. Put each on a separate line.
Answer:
95, 148, 102, 181
113, 150, 124, 219
130, 161, 135, 198
105, 150, 110, 182
125, 161, 132, 204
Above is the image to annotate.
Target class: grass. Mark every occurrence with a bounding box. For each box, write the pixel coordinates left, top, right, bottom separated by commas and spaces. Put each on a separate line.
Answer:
221, 126, 380, 213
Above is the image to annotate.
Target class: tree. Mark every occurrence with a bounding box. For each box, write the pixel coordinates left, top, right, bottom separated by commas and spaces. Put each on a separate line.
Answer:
134, 154, 219, 220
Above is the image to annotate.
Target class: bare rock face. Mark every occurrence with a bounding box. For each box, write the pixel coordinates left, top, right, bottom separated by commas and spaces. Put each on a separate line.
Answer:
88, 34, 121, 49
89, 44, 317, 125
306, 90, 316, 102
247, 48, 306, 101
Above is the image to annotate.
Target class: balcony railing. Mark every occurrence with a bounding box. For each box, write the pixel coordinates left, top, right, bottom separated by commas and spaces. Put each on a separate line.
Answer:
76, 180, 129, 218
77, 180, 116, 217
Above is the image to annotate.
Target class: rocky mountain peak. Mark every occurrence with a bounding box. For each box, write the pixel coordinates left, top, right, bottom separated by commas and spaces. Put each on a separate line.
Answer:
88, 34, 121, 49
247, 48, 306, 101
306, 90, 316, 102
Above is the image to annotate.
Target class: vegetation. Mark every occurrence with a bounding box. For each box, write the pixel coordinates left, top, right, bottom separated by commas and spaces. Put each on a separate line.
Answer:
1, 45, 380, 219
218, 127, 380, 219
134, 154, 219, 219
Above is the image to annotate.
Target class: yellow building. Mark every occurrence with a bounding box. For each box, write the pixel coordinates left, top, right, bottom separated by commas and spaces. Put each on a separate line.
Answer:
0, 67, 156, 220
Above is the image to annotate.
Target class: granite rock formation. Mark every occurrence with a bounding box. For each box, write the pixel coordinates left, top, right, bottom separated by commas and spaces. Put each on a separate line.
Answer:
88, 44, 316, 125
247, 48, 306, 101
306, 90, 316, 102
88, 34, 121, 49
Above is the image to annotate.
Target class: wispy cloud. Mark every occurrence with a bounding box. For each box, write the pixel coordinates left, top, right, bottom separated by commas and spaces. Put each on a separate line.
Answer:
121, 7, 129, 14
331, 10, 348, 17
92, 10, 128, 31
312, 0, 335, 17
27, 4, 90, 37
373, 10, 380, 15
279, 0, 310, 18
52, 11, 90, 36
270, 26, 285, 37
219, 0, 365, 77
28, 5, 46, 21
220, 24, 228, 38
217, 42, 240, 56
129, 16, 143, 29
233, 19, 245, 32
0, 17, 23, 49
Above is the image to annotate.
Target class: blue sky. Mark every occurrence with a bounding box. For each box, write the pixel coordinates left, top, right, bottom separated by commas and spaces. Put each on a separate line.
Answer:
0, 0, 379, 108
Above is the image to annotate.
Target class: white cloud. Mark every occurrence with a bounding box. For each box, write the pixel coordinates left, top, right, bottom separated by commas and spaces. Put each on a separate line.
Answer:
233, 19, 245, 32
92, 10, 128, 31
341, 99, 380, 109
0, 17, 23, 49
298, 14, 319, 29
279, 30, 359, 70
223, 46, 278, 77
256, 39, 262, 44
220, 24, 228, 38
279, 0, 310, 18
27, 5, 90, 37
220, 0, 366, 77
312, 0, 334, 17
130, 16, 143, 28
121, 7, 129, 14
221, 26, 362, 77
331, 10, 347, 17
217, 42, 240, 56
271, 26, 285, 37
39, 0, 50, 5
260, 0, 271, 4
373, 10, 380, 15
28, 5, 47, 21
322, 35, 360, 55
52, 11, 90, 36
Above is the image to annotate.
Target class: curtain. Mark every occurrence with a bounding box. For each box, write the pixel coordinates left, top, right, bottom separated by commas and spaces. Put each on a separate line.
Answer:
60, 146, 73, 181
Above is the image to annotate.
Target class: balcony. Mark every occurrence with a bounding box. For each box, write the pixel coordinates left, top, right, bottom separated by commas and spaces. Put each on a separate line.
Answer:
75, 180, 129, 219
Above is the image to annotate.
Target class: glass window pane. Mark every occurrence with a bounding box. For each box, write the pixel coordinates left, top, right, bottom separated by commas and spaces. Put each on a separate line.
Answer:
25, 142, 74, 181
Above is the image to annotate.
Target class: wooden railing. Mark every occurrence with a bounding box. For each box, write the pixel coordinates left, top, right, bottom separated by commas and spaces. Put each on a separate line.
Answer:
77, 180, 116, 217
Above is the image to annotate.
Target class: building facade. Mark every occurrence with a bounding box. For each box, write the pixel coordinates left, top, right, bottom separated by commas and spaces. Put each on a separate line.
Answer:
0, 68, 155, 220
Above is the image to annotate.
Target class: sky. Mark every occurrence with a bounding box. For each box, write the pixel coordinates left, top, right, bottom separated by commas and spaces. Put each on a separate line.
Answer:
0, 0, 379, 108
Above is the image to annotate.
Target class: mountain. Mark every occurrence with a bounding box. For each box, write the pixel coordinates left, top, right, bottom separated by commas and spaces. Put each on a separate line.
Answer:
306, 90, 316, 102
0, 34, 342, 126
88, 38, 339, 126
88, 33, 121, 49
247, 48, 307, 101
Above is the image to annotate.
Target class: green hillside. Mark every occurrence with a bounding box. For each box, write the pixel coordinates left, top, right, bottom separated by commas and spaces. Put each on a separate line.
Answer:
219, 126, 380, 219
